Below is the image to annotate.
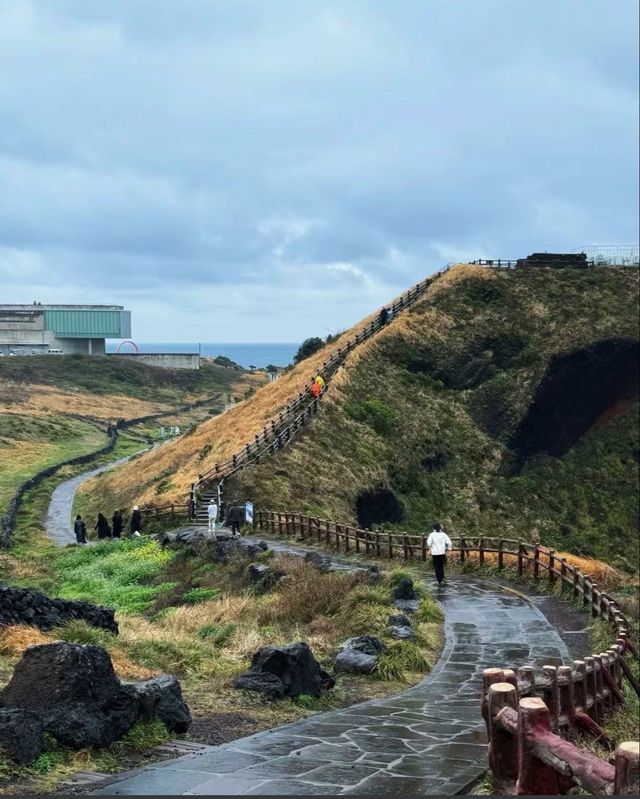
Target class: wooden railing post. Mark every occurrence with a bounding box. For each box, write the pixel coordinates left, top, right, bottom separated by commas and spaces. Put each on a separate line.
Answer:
387, 532, 393, 559
460, 536, 466, 565
548, 550, 555, 586
517, 543, 524, 577
516, 698, 560, 795
498, 539, 504, 571
614, 742, 640, 795
479, 537, 485, 567
487, 682, 519, 794
533, 545, 540, 581
421, 535, 427, 562
584, 656, 598, 722
542, 665, 559, 731
557, 665, 573, 731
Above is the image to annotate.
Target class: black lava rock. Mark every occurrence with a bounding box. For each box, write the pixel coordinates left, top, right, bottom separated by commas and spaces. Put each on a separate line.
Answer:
393, 577, 418, 601
234, 672, 285, 701
0, 642, 192, 758
0, 709, 45, 764
0, 586, 117, 634
129, 675, 192, 734
234, 642, 334, 700
334, 636, 386, 675
388, 614, 412, 627
304, 552, 332, 572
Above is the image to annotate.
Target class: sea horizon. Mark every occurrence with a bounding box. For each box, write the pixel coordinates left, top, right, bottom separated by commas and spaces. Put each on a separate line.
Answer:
106, 342, 299, 369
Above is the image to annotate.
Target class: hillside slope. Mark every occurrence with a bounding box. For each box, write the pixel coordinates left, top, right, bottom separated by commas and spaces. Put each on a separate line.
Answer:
228, 265, 639, 566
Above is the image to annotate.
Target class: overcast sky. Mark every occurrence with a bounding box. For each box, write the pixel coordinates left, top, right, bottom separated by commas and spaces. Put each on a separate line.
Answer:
1, 1, 638, 343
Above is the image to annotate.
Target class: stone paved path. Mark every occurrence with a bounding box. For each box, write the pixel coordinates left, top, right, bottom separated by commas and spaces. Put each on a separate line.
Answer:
86, 564, 570, 795
42, 476, 576, 795
45, 454, 137, 546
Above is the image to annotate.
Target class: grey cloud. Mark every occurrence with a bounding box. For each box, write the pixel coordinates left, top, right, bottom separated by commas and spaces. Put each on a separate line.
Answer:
0, 0, 637, 340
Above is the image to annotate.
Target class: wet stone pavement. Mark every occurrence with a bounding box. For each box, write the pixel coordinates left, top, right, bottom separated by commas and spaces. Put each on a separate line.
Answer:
88, 567, 570, 795
45, 455, 137, 546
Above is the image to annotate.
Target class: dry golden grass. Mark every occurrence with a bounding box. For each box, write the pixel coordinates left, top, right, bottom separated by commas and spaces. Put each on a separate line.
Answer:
109, 649, 159, 680
0, 624, 51, 655
155, 596, 251, 636
81, 265, 473, 510
0, 381, 167, 421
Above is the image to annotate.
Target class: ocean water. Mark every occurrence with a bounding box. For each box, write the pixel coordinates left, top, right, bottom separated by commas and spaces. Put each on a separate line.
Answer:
106, 342, 298, 369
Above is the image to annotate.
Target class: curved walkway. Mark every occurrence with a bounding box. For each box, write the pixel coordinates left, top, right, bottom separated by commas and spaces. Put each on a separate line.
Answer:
45, 453, 144, 546
41, 466, 575, 795
83, 532, 572, 796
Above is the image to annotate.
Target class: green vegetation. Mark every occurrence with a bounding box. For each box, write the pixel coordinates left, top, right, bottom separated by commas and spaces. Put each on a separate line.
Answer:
293, 336, 325, 364
0, 355, 244, 402
54, 539, 177, 614
234, 266, 639, 565
0, 415, 106, 515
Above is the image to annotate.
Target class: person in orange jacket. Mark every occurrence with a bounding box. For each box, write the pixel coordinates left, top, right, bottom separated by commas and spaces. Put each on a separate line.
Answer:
310, 380, 321, 398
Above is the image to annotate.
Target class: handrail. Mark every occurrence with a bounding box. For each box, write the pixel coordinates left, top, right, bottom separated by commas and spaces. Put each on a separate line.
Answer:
190, 263, 454, 502
482, 678, 638, 794
253, 511, 638, 687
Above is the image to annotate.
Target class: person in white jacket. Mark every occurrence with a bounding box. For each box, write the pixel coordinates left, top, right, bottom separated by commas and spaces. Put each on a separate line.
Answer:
426, 522, 452, 584
207, 500, 218, 538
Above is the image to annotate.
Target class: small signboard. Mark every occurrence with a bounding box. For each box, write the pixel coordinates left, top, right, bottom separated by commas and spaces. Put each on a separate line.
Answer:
245, 501, 254, 525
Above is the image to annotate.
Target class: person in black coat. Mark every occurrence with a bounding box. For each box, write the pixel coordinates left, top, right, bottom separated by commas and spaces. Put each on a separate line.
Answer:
379, 307, 389, 326
74, 515, 87, 544
130, 505, 143, 537
95, 513, 111, 540
112, 510, 123, 538
227, 505, 244, 537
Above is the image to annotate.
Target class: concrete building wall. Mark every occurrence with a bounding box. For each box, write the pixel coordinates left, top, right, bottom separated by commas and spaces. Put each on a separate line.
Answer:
111, 353, 200, 370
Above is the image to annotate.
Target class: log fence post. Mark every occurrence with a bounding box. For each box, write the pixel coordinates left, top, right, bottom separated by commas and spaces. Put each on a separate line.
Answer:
479, 537, 485, 567
375, 531, 381, 557
533, 545, 540, 581
548, 549, 555, 586
487, 682, 519, 794
614, 742, 640, 795
542, 665, 559, 731
584, 656, 598, 722
460, 536, 466, 565
573, 660, 587, 717
573, 566, 580, 599
498, 539, 504, 571
557, 666, 573, 731
421, 534, 427, 562
387, 532, 393, 559
517, 543, 523, 577
518, 666, 536, 697
516, 697, 560, 795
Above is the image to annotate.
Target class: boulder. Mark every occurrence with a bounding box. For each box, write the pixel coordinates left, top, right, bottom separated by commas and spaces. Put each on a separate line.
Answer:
334, 636, 386, 675
388, 614, 412, 627
129, 675, 191, 734
394, 598, 420, 613
234, 672, 285, 701
247, 563, 285, 593
0, 642, 192, 756
0, 709, 45, 764
390, 625, 417, 641
304, 552, 332, 572
393, 577, 418, 601
174, 529, 209, 545
234, 642, 334, 700
0, 586, 118, 634
257, 540, 269, 551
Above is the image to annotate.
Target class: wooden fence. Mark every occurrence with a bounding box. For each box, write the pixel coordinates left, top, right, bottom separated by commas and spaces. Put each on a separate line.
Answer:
254, 511, 638, 702
483, 677, 639, 795
189, 264, 454, 507
140, 502, 190, 523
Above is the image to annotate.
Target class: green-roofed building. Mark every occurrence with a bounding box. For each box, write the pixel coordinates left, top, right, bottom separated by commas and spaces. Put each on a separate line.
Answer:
0, 303, 131, 356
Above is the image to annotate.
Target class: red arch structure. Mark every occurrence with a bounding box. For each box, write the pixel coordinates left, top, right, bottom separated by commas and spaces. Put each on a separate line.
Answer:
115, 340, 139, 353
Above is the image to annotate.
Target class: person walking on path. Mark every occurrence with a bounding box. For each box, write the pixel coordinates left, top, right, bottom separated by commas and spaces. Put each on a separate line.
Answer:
310, 380, 321, 398
314, 373, 325, 391
427, 522, 452, 585
379, 307, 390, 327
111, 510, 123, 539
129, 505, 142, 537
207, 499, 218, 538
227, 504, 243, 537
95, 512, 111, 540
73, 515, 87, 545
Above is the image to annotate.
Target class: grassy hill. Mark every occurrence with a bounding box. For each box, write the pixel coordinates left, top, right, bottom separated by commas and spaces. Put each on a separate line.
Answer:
228, 265, 638, 566
78, 265, 639, 565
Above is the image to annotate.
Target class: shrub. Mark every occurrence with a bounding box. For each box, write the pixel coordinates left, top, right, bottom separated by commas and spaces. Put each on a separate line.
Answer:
375, 641, 428, 682
346, 399, 397, 435
196, 622, 237, 646
293, 337, 325, 364
55, 620, 117, 648
415, 596, 444, 623
181, 587, 221, 604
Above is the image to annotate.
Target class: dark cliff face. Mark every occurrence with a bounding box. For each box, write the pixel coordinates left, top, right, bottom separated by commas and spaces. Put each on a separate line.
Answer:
509, 338, 640, 461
